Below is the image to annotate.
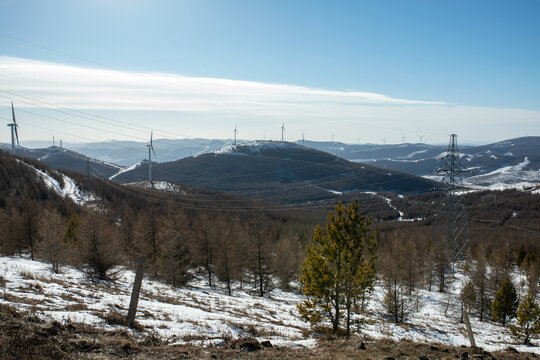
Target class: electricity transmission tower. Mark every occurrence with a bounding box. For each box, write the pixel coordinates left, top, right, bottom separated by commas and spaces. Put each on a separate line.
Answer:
432, 133, 471, 263
432, 133, 476, 347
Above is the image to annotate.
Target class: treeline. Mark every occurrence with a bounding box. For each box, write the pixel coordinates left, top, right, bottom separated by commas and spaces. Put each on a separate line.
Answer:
0, 203, 312, 294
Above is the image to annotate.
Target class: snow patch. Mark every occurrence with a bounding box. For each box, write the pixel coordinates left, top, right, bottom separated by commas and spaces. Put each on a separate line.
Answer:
213, 141, 304, 155
18, 160, 98, 205
110, 160, 144, 180
326, 189, 343, 195
404, 149, 428, 159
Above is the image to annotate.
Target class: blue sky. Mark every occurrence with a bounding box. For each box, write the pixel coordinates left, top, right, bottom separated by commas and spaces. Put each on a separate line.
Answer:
0, 0, 539, 144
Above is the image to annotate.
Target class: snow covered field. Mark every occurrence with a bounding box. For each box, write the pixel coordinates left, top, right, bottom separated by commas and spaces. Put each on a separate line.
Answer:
0, 256, 537, 353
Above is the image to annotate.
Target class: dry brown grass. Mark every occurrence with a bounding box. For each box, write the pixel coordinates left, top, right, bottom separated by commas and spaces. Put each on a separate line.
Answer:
63, 303, 88, 312
1, 292, 43, 306
0, 303, 537, 360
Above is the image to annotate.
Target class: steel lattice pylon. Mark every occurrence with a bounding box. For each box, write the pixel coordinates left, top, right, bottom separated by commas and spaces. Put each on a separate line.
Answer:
432, 134, 471, 262
431, 134, 476, 347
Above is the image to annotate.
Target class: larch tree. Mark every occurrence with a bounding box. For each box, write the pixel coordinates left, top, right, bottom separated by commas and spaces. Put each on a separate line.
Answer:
78, 211, 122, 281
247, 223, 275, 297
156, 214, 193, 287
380, 234, 417, 323
36, 209, 66, 273
298, 200, 376, 337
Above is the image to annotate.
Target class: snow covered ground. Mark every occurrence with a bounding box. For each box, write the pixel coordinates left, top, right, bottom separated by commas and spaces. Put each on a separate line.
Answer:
18, 161, 98, 205
0, 256, 536, 352
422, 157, 539, 193
464, 157, 540, 192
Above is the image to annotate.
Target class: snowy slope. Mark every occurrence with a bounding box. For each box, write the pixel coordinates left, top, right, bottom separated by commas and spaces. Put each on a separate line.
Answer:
464, 157, 540, 191
109, 160, 145, 180
0, 256, 537, 353
18, 160, 98, 205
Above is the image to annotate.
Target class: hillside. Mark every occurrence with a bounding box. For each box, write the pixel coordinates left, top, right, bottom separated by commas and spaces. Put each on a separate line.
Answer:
1, 256, 538, 357
302, 137, 540, 190
113, 141, 440, 204
3, 145, 122, 180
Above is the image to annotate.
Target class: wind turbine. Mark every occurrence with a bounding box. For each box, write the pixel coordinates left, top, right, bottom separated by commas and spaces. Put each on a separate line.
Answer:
147, 131, 157, 186
7, 102, 19, 152
281, 122, 286, 142
418, 134, 425, 144
234, 125, 238, 145
380, 137, 387, 145
302, 133, 305, 146
401, 134, 407, 144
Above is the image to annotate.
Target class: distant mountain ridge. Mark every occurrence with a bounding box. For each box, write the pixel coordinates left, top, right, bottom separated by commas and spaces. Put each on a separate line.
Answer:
300, 136, 540, 176
67, 138, 231, 166
113, 140, 440, 204
3, 136, 538, 192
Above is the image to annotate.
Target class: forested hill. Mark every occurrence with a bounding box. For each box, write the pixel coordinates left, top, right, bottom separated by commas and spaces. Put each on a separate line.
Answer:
3, 146, 122, 180
112, 141, 441, 204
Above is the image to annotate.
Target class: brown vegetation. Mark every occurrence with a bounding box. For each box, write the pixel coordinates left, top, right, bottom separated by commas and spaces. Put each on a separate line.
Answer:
0, 303, 538, 360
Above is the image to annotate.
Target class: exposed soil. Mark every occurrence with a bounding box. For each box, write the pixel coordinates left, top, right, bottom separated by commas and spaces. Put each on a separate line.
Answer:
0, 304, 537, 360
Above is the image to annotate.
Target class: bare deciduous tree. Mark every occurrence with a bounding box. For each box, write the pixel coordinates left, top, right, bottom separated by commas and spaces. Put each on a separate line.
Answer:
36, 209, 66, 273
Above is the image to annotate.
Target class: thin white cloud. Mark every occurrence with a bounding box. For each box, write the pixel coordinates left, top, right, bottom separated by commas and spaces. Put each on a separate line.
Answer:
0, 56, 443, 112
0, 56, 538, 144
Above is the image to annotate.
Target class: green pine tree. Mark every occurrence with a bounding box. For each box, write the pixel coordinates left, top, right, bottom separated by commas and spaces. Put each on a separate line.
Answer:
492, 276, 518, 326
510, 293, 540, 344
62, 213, 79, 244
298, 200, 376, 337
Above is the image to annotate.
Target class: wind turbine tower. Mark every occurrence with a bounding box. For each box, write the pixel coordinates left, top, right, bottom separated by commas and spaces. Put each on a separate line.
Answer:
281, 122, 286, 142
7, 102, 20, 152
380, 137, 387, 145
147, 131, 157, 186
234, 125, 238, 145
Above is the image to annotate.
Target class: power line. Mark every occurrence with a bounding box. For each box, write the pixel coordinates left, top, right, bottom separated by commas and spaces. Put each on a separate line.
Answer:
0, 115, 146, 154
0, 89, 203, 141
